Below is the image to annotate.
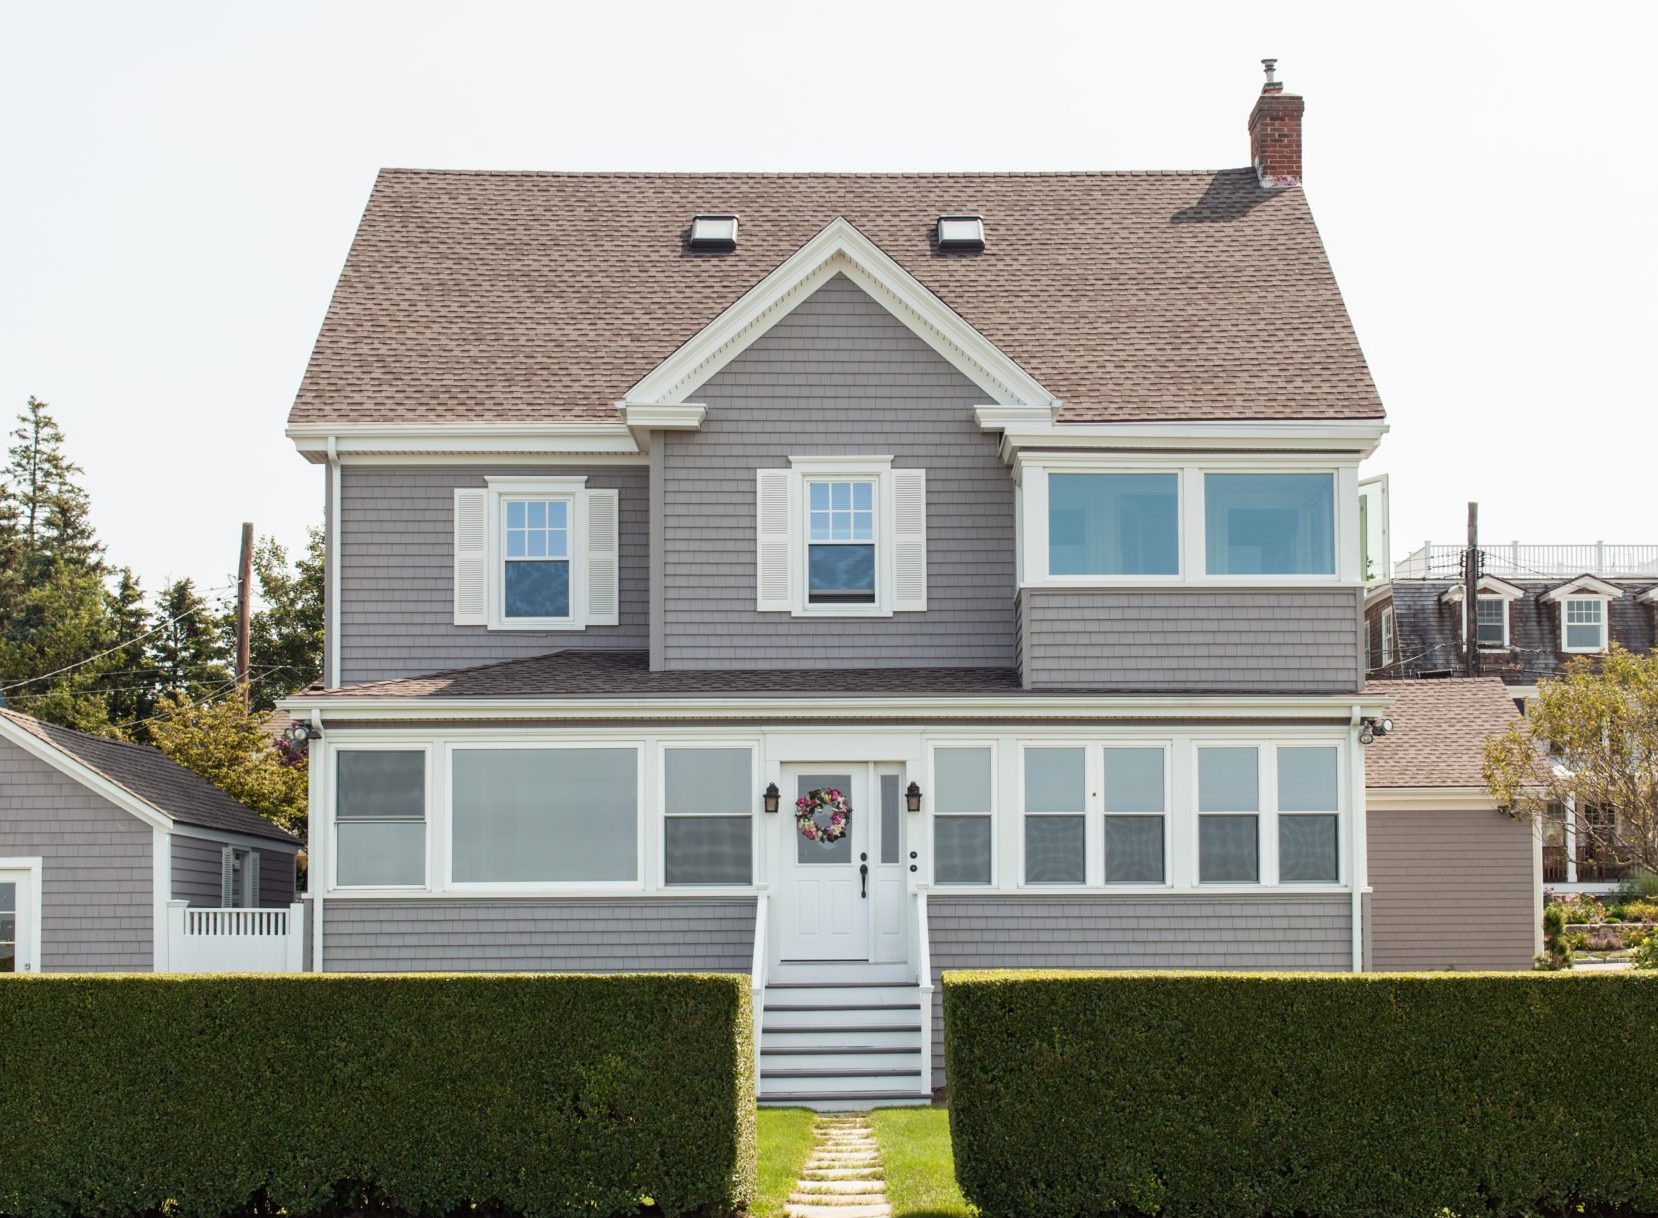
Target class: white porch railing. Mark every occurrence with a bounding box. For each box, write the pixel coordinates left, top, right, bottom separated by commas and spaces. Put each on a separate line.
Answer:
165, 900, 306, 973
913, 886, 933, 1095
749, 888, 769, 1080
1396, 542, 1658, 581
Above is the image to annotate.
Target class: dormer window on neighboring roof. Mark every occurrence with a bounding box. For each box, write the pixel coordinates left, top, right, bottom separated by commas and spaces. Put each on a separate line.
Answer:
1540, 574, 1623, 654
1441, 575, 1522, 652
688, 214, 738, 251
936, 215, 985, 251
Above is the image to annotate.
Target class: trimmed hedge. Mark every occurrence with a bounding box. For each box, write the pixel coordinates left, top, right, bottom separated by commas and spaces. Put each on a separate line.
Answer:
0, 973, 754, 1218
944, 970, 1658, 1218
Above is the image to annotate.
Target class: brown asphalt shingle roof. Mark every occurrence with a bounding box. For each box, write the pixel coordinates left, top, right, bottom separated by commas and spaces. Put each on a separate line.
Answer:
1, 709, 299, 844
1362, 678, 1522, 790
290, 169, 1384, 428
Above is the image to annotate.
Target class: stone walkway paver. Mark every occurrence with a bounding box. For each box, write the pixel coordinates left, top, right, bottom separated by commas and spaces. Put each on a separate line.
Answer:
785, 1114, 890, 1218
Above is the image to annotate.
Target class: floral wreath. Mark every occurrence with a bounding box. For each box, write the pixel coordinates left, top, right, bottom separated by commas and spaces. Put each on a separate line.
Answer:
796, 787, 851, 846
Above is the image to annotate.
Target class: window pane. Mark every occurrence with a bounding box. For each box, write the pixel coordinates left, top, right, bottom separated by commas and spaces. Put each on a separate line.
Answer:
1278, 747, 1338, 812
934, 748, 993, 814
0, 881, 13, 913
452, 748, 637, 883
880, 773, 901, 865
337, 821, 424, 886
1199, 815, 1259, 882
1198, 747, 1259, 813
1204, 473, 1335, 576
1024, 748, 1085, 813
665, 817, 751, 885
807, 544, 875, 603
1280, 814, 1338, 882
1476, 597, 1506, 646
1103, 748, 1164, 813
1566, 623, 1603, 650
664, 749, 751, 814
504, 559, 570, 618
336, 751, 424, 820
935, 816, 992, 884
796, 773, 853, 865
1048, 473, 1179, 576
1105, 816, 1165, 883
1025, 816, 1085, 883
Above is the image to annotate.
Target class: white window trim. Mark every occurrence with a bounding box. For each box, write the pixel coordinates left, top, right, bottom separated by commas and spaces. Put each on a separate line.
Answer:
1016, 742, 1090, 888
927, 739, 998, 887
657, 741, 759, 889
1560, 595, 1609, 654
485, 476, 589, 631
1015, 742, 1175, 890
443, 740, 646, 894
1098, 742, 1175, 889
1193, 740, 1270, 886
1272, 744, 1344, 887
788, 456, 895, 618
1475, 595, 1511, 651
0, 856, 44, 973
1017, 452, 1358, 587
329, 744, 432, 893
1380, 605, 1396, 665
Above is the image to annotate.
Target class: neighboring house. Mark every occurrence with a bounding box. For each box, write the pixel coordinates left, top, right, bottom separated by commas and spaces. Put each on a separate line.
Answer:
277, 67, 1532, 1106
1363, 679, 1541, 970
1368, 543, 1658, 893
0, 709, 303, 974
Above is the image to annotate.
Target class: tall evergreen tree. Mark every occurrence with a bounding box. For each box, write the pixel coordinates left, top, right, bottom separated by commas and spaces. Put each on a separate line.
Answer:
5, 396, 101, 577
98, 567, 156, 729
146, 578, 232, 704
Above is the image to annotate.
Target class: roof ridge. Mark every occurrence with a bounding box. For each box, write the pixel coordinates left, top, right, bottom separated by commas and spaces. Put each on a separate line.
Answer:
375, 167, 1251, 180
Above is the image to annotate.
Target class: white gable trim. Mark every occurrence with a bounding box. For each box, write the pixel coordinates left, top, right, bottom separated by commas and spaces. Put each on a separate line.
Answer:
1440, 575, 1525, 604
1640, 586, 1658, 606
621, 217, 1057, 410
0, 716, 173, 833
1541, 574, 1624, 602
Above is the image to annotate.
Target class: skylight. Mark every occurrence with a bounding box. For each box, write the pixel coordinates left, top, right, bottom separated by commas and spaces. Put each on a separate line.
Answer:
936, 215, 985, 252
688, 214, 738, 251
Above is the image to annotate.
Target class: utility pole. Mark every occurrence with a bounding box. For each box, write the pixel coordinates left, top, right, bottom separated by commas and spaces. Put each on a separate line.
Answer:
1464, 502, 1480, 678
236, 522, 254, 709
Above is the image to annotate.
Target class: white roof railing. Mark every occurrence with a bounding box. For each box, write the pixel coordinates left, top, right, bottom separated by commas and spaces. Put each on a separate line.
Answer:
1395, 543, 1658, 581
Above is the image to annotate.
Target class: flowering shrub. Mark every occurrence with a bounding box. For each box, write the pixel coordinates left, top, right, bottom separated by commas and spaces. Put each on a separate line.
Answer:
1546, 891, 1608, 925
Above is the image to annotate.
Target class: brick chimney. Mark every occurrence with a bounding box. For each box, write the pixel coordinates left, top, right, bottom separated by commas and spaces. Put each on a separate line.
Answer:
1248, 58, 1305, 187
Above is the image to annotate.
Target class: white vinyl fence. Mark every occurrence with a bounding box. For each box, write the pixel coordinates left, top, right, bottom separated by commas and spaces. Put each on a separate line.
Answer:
164, 900, 306, 972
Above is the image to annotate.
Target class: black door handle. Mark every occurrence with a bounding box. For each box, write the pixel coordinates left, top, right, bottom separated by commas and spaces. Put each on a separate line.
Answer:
859, 862, 868, 898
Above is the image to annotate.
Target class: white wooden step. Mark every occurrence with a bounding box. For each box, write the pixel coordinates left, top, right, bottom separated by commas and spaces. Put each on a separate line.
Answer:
761, 1047, 921, 1072
762, 1025, 920, 1050
762, 1003, 921, 1029
765, 983, 919, 1008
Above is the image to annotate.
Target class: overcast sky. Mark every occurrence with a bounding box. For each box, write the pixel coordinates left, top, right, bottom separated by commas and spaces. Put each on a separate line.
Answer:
2, 2, 1653, 596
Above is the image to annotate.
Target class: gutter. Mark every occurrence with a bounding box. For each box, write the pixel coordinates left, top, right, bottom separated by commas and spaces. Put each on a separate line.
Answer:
1350, 703, 1365, 973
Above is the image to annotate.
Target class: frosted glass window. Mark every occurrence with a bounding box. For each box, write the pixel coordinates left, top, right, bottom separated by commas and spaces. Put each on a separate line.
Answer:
1204, 473, 1334, 576
1105, 816, 1165, 883
1565, 599, 1605, 650
797, 773, 853, 865
880, 774, 902, 865
452, 748, 637, 883
934, 749, 993, 814
1278, 747, 1338, 812
1023, 748, 1084, 813
1198, 748, 1259, 813
1103, 748, 1164, 812
1199, 815, 1259, 883
664, 748, 752, 885
1048, 473, 1179, 576
335, 750, 425, 887
1024, 816, 1084, 884
1280, 815, 1338, 882
934, 816, 992, 885
503, 497, 571, 618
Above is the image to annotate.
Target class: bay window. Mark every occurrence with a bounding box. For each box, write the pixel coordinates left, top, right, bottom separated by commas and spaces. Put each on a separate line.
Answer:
1047, 473, 1179, 577
1204, 473, 1335, 576
335, 749, 426, 887
933, 746, 993, 885
1103, 747, 1166, 883
663, 747, 754, 885
1022, 747, 1085, 884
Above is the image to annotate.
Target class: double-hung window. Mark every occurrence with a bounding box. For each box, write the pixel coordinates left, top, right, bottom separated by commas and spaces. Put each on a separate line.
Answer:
1197, 747, 1259, 883
335, 749, 427, 888
1205, 473, 1335, 576
807, 479, 877, 606
1022, 747, 1085, 884
1380, 605, 1396, 666
1103, 747, 1166, 883
503, 496, 572, 619
1475, 595, 1508, 649
1563, 597, 1606, 652
1277, 747, 1339, 883
663, 747, 754, 885
933, 746, 993, 885
1047, 473, 1179, 577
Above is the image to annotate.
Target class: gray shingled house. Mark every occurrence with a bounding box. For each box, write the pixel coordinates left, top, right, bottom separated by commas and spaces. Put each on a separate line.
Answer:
0, 709, 302, 974
275, 68, 1540, 1106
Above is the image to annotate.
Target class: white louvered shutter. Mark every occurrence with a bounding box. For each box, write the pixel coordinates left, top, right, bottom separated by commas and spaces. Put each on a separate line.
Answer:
586, 489, 620, 626
220, 846, 236, 908
453, 488, 488, 625
891, 469, 928, 612
245, 852, 260, 909
755, 469, 793, 612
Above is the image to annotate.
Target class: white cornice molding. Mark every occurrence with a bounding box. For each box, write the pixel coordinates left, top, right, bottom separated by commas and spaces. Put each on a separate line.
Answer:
624, 217, 1057, 409
1541, 574, 1625, 602
279, 691, 1395, 724
976, 411, 1388, 463
1640, 586, 1658, 606
288, 423, 641, 463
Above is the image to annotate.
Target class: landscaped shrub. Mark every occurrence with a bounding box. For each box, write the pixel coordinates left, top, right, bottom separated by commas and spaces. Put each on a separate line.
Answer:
0, 974, 754, 1218
944, 970, 1658, 1218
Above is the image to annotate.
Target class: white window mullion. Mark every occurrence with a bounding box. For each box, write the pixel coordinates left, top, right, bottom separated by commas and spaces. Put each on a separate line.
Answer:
1260, 745, 1280, 887
1181, 464, 1202, 584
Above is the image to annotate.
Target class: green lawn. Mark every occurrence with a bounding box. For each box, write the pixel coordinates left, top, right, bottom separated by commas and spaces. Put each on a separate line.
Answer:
754, 1107, 817, 1218
870, 1106, 974, 1218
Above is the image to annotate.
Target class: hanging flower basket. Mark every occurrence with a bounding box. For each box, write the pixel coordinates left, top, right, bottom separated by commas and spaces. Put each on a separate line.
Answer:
796, 787, 851, 846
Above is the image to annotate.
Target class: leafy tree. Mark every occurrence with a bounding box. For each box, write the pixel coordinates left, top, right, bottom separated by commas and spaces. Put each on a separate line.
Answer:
148, 694, 307, 840
239, 528, 324, 709
1485, 645, 1658, 875
146, 578, 231, 703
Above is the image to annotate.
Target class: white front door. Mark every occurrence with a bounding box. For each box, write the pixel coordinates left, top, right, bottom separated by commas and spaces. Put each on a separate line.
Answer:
0, 866, 38, 974
779, 765, 872, 961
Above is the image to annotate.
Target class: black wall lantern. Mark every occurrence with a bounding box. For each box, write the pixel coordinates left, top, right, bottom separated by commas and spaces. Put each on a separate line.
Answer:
762, 782, 781, 814
905, 781, 923, 813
